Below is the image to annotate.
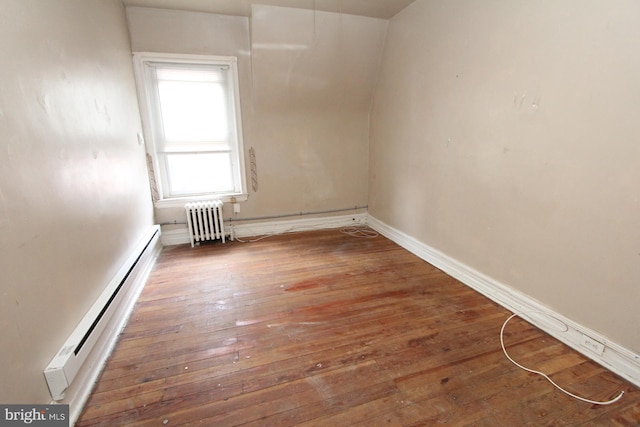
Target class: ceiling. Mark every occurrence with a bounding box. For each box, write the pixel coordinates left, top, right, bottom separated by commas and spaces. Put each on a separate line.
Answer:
121, 0, 417, 20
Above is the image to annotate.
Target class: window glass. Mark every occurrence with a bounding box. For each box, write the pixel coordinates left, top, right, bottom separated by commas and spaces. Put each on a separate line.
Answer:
166, 152, 233, 195
156, 68, 229, 143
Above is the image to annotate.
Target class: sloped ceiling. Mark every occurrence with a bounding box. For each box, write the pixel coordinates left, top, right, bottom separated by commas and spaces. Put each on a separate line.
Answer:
121, 0, 416, 20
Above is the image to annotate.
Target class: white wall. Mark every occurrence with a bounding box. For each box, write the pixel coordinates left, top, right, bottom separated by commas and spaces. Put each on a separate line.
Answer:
248, 5, 386, 216
126, 6, 386, 230
369, 0, 640, 353
0, 0, 154, 403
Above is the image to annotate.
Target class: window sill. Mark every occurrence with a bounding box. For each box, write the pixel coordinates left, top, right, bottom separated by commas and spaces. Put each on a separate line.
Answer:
154, 193, 248, 209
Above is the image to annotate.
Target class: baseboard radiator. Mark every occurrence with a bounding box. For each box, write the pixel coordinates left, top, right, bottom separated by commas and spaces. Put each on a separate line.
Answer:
185, 200, 226, 247
44, 225, 161, 401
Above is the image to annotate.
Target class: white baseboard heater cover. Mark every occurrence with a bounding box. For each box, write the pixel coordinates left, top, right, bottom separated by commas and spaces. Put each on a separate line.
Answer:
44, 225, 160, 401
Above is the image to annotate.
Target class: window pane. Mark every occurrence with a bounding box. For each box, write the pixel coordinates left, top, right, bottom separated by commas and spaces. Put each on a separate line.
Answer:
166, 153, 233, 195
157, 69, 229, 142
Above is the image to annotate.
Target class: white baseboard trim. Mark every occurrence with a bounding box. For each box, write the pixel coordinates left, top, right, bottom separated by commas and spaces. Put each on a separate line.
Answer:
160, 227, 190, 246
59, 226, 162, 426
161, 214, 367, 246
366, 215, 640, 388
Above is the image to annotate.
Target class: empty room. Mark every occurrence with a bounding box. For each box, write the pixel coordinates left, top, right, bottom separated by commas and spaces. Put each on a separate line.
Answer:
1, 0, 639, 425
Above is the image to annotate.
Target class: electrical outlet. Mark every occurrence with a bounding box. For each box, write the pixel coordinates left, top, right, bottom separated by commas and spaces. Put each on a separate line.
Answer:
580, 334, 605, 356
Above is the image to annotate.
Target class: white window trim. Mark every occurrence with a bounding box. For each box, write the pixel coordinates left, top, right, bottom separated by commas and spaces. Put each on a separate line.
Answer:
132, 52, 248, 208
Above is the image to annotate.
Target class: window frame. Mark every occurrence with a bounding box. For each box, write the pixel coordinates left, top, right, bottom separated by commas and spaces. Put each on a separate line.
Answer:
133, 52, 248, 207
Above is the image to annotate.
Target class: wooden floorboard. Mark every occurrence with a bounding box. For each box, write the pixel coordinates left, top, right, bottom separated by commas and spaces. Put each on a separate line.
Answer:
77, 229, 640, 426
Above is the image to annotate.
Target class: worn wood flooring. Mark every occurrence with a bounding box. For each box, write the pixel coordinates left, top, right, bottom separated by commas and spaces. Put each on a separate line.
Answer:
77, 228, 640, 426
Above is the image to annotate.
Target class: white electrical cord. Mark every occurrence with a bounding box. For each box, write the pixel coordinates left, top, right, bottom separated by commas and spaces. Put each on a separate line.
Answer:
234, 232, 286, 243
340, 225, 379, 239
233, 225, 377, 243
500, 312, 625, 406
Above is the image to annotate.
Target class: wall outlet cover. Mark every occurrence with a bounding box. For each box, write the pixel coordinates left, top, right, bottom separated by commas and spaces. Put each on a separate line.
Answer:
580, 334, 605, 356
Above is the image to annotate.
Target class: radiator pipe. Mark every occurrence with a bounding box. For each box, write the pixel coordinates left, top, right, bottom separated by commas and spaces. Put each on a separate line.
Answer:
160, 205, 368, 226
226, 205, 368, 222
159, 221, 188, 226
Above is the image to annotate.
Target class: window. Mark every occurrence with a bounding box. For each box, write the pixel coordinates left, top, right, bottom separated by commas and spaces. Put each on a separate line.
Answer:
133, 53, 247, 205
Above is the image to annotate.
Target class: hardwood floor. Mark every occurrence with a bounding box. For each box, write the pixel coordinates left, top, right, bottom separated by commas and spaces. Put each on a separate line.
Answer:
77, 229, 640, 426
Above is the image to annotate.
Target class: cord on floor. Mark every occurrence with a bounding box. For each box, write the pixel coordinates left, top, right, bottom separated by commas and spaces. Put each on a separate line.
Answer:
500, 312, 624, 405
